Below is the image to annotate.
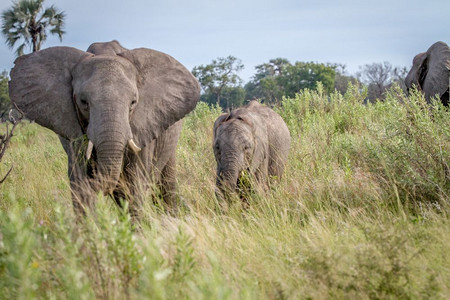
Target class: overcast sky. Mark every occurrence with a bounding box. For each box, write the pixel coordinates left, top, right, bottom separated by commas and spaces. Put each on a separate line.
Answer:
0, 0, 449, 81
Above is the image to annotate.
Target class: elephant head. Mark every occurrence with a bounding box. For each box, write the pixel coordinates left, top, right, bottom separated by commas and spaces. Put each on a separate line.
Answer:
9, 44, 200, 194
405, 41, 450, 106
213, 108, 267, 199
86, 40, 128, 55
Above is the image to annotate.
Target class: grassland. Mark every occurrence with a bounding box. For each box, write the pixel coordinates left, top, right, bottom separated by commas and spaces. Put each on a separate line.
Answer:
0, 84, 449, 299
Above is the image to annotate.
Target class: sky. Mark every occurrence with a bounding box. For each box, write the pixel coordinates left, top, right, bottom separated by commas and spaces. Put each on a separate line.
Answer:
0, 0, 449, 82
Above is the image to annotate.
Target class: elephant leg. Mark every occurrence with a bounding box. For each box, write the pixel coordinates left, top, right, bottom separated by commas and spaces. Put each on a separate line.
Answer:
268, 145, 289, 184
441, 90, 449, 107
118, 156, 145, 219
255, 153, 270, 191
253, 167, 269, 193
69, 163, 96, 215
113, 187, 129, 207
158, 152, 179, 214
59, 136, 95, 215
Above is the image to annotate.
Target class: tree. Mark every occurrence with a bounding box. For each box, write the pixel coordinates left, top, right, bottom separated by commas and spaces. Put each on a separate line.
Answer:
192, 56, 244, 108
253, 58, 290, 79
245, 59, 336, 104
357, 62, 407, 101
283, 62, 336, 96
0, 71, 10, 114
245, 58, 290, 103
333, 64, 360, 94
200, 86, 246, 109
1, 0, 65, 56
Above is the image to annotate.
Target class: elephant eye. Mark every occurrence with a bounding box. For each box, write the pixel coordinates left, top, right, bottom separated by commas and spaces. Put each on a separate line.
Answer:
80, 98, 88, 108
130, 99, 138, 110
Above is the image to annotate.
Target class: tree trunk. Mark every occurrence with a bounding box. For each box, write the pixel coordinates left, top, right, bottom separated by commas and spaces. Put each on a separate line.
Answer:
30, 18, 39, 53
32, 35, 37, 53
216, 92, 220, 107
216, 85, 224, 107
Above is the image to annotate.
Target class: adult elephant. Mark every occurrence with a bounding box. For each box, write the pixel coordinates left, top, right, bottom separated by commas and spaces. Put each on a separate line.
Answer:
9, 41, 200, 214
405, 41, 450, 106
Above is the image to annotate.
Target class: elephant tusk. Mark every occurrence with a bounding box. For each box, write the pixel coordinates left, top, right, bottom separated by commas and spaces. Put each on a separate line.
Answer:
128, 139, 142, 153
86, 140, 94, 160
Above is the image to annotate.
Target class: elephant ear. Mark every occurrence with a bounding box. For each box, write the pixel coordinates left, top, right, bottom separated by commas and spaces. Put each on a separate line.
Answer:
213, 113, 230, 138
422, 41, 450, 100
9, 47, 91, 139
405, 52, 427, 91
119, 48, 200, 146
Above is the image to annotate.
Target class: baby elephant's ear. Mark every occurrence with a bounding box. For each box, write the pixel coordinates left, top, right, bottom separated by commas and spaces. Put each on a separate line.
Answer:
9, 47, 91, 139
119, 48, 200, 145
213, 113, 230, 137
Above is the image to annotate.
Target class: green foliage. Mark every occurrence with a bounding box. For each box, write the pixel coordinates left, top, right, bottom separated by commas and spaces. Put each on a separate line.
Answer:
246, 59, 336, 104
245, 58, 289, 103
200, 86, 246, 109
0, 87, 449, 298
0, 208, 41, 298
1, 0, 65, 56
283, 61, 336, 96
171, 227, 196, 281
0, 71, 10, 114
333, 64, 361, 95
192, 56, 244, 110
278, 83, 449, 208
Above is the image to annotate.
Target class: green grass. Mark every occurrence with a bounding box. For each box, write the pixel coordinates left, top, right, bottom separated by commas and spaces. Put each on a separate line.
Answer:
0, 85, 449, 299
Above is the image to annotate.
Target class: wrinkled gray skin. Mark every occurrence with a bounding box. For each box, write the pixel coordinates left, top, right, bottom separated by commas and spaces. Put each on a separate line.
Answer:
213, 101, 291, 201
86, 40, 127, 55
405, 41, 450, 106
9, 41, 200, 214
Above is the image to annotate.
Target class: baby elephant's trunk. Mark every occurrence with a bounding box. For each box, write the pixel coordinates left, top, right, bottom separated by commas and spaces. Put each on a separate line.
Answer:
216, 166, 240, 200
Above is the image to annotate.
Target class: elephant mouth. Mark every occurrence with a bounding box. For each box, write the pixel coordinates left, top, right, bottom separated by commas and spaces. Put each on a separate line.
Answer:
236, 168, 252, 194
86, 148, 97, 179
236, 168, 253, 206
84, 138, 142, 192
86, 139, 141, 161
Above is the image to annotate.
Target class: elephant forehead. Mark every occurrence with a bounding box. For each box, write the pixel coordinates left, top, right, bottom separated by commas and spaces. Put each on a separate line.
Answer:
217, 121, 253, 143
74, 56, 138, 82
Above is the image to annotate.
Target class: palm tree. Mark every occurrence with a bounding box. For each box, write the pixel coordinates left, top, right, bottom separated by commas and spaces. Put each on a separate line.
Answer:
1, 0, 65, 56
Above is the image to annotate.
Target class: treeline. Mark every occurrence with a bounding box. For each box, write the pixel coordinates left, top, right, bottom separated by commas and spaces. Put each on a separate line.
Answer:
0, 59, 407, 113
193, 57, 407, 109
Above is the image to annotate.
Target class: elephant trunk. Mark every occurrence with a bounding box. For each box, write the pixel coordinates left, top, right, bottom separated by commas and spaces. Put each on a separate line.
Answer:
216, 157, 241, 199
95, 138, 126, 194
88, 105, 132, 194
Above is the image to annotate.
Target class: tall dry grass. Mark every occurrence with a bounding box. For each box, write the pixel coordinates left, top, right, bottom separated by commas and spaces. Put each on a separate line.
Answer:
0, 84, 449, 299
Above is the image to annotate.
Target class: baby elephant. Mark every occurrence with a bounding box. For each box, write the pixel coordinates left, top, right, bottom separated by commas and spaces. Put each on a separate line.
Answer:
213, 101, 291, 202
